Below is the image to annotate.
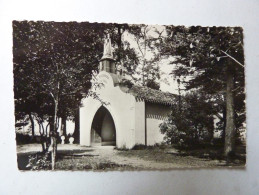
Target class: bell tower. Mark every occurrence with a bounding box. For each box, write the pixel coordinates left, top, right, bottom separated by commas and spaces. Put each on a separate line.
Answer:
99, 35, 116, 74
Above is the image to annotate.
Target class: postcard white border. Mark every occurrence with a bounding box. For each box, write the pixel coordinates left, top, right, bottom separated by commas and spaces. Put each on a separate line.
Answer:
0, 0, 258, 194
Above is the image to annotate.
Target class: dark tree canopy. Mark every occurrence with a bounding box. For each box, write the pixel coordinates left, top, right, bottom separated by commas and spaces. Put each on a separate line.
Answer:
158, 25, 245, 156
13, 21, 108, 119
13, 21, 111, 168
159, 25, 245, 128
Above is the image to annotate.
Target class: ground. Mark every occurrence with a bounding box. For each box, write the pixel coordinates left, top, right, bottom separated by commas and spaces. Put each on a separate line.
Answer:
16, 144, 245, 171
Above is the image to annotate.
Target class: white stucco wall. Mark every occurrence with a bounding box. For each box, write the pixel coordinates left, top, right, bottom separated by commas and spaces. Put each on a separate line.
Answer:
134, 99, 145, 145
80, 71, 136, 148
146, 102, 171, 145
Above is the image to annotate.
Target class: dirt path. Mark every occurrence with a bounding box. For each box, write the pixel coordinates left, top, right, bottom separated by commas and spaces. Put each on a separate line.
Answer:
85, 146, 175, 170
86, 146, 185, 169
86, 146, 227, 169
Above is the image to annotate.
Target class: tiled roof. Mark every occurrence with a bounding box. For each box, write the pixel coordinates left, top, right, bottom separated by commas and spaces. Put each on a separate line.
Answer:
128, 85, 177, 106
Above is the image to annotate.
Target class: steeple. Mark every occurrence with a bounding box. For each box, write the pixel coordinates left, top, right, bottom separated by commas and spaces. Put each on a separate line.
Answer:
99, 35, 116, 74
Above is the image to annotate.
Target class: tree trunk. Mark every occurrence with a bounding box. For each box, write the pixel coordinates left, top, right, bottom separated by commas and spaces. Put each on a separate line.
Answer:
73, 105, 80, 144
51, 98, 58, 170
222, 106, 226, 140
41, 135, 46, 153
208, 117, 214, 144
50, 135, 57, 170
224, 68, 236, 157
29, 113, 35, 139
49, 116, 54, 134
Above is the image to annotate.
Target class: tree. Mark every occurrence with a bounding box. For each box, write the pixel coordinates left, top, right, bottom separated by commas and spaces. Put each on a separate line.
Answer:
13, 21, 107, 169
104, 24, 163, 89
126, 25, 162, 88
159, 26, 245, 157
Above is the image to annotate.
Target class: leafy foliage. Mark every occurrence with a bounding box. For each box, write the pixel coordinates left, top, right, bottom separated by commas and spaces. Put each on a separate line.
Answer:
159, 26, 245, 147
108, 24, 162, 89
26, 152, 51, 170
160, 91, 215, 148
13, 21, 106, 120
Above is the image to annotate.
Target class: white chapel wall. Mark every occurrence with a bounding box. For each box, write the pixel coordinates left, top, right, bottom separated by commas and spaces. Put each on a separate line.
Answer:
134, 99, 145, 145
146, 102, 171, 145
80, 71, 136, 148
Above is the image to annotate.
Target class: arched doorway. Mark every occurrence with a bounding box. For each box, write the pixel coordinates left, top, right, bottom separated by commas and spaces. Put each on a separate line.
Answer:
91, 106, 116, 146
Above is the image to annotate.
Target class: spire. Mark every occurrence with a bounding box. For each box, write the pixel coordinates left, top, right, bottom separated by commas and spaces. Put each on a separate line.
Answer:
101, 34, 114, 60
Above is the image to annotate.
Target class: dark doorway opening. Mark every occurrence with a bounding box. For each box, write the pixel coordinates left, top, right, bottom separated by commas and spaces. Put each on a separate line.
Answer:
91, 106, 116, 146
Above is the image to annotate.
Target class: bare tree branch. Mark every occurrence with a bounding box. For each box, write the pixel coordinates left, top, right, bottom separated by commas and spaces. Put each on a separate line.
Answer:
221, 50, 244, 68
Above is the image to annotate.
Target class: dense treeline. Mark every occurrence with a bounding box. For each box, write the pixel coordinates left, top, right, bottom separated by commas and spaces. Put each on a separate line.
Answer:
159, 26, 245, 158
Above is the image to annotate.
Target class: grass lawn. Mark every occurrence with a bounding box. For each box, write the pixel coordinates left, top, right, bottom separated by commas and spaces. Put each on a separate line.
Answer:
17, 143, 246, 171
17, 152, 134, 171
54, 150, 134, 171
17, 147, 134, 171
116, 144, 246, 168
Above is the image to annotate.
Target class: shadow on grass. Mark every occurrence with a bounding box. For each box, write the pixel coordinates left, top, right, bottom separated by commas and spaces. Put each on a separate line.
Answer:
174, 144, 246, 164
117, 143, 246, 167
17, 149, 133, 171
57, 149, 94, 154
17, 149, 95, 170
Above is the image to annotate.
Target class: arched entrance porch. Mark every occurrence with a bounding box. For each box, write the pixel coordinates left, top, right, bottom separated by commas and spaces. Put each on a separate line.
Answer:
91, 106, 116, 146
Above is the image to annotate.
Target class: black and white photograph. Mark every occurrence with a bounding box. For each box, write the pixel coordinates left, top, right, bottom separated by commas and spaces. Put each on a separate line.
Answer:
13, 21, 246, 171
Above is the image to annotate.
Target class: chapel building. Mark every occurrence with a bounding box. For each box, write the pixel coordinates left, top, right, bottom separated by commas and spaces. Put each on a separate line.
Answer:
79, 37, 176, 148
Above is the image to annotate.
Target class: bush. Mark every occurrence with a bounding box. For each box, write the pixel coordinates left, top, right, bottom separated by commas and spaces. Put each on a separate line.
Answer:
160, 92, 215, 149
26, 152, 51, 170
